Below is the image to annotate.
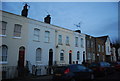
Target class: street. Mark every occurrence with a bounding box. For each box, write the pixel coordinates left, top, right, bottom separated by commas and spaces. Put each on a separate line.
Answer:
2, 71, 120, 81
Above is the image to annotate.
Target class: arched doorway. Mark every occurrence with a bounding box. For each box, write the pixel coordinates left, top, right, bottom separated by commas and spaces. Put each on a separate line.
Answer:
48, 49, 53, 74
18, 46, 25, 68
69, 50, 72, 64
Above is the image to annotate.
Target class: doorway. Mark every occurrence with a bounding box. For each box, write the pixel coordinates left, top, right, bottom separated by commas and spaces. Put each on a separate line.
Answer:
48, 49, 53, 74
69, 50, 72, 64
18, 46, 25, 68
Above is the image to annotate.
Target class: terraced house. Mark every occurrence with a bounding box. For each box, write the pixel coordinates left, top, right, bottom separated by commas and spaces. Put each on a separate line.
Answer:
0, 4, 115, 80
0, 5, 86, 79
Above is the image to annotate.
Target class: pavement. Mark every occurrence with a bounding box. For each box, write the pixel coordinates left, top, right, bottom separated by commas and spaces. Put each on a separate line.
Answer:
2, 75, 53, 81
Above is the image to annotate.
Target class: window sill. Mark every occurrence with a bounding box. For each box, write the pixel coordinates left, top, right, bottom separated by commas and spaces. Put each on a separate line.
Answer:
0, 35, 6, 37
13, 37, 21, 39
44, 42, 50, 43
0, 61, 8, 64
66, 44, 70, 46
36, 61, 42, 64
58, 43, 63, 45
33, 40, 40, 42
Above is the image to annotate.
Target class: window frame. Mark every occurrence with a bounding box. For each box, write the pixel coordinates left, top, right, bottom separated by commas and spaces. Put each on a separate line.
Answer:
36, 48, 42, 62
60, 50, 64, 61
58, 35, 62, 45
0, 45, 8, 64
45, 31, 50, 43
13, 24, 22, 37
66, 36, 70, 45
34, 28, 40, 41
75, 37, 78, 47
0, 21, 7, 36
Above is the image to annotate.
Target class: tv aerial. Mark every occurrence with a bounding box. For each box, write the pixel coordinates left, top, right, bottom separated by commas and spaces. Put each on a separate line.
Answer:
74, 22, 82, 29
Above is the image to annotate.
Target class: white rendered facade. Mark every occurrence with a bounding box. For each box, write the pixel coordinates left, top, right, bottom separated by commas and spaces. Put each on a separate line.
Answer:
0, 10, 86, 78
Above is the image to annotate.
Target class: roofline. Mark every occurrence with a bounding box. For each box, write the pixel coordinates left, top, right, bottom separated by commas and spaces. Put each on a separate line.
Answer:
1, 10, 75, 32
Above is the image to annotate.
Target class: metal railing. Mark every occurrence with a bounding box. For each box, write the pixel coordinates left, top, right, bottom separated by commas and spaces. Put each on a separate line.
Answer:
1, 66, 18, 79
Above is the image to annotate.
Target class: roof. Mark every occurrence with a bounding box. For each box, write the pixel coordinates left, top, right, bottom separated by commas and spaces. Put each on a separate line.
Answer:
96, 35, 109, 42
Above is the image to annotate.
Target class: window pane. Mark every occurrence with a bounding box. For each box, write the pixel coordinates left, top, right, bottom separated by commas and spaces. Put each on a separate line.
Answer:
77, 52, 80, 60
45, 31, 50, 42
0, 21, 7, 35
81, 38, 84, 47
2, 45, 8, 62
14, 24, 22, 37
75, 37, 78, 47
58, 35, 62, 45
36, 48, 41, 61
60, 50, 64, 61
66, 36, 69, 45
34, 28, 40, 41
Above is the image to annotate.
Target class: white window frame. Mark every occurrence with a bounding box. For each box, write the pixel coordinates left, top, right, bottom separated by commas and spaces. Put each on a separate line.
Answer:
0, 21, 7, 36
0, 45, 8, 64
36, 48, 42, 62
13, 24, 22, 37
58, 35, 62, 45
66, 36, 69, 45
45, 31, 50, 43
34, 28, 40, 41
75, 37, 78, 47
81, 38, 84, 47
60, 50, 64, 61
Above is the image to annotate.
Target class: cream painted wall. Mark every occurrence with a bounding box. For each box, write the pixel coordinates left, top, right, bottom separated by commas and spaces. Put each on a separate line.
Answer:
1, 11, 29, 66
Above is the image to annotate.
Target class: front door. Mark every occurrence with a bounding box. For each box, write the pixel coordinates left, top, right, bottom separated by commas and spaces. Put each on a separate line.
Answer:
18, 47, 25, 68
48, 49, 53, 74
49, 49, 53, 66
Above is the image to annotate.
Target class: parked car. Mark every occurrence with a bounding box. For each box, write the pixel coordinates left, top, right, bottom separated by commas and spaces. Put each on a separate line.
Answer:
89, 62, 113, 76
111, 62, 120, 71
52, 64, 94, 81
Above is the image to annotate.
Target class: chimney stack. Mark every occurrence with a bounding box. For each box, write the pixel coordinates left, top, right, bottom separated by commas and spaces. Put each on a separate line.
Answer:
75, 30, 81, 33
44, 15, 51, 24
21, 4, 29, 17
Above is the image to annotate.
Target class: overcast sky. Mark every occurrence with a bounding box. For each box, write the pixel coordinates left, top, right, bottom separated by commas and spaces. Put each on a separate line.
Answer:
1, 2, 118, 42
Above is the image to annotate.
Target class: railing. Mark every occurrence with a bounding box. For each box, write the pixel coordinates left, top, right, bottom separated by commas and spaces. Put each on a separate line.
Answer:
1, 66, 18, 79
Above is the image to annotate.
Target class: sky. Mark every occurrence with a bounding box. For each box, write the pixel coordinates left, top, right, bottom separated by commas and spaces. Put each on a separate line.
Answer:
1, 2, 119, 42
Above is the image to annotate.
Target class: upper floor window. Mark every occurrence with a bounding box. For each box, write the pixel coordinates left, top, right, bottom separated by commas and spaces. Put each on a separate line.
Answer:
81, 38, 84, 47
14, 24, 22, 37
107, 46, 110, 53
66, 36, 69, 45
91, 41, 94, 48
0, 45, 8, 63
87, 40, 90, 48
60, 50, 64, 61
45, 31, 50, 43
75, 37, 78, 47
77, 51, 80, 60
102, 45, 104, 52
34, 28, 40, 41
36, 48, 42, 62
98, 45, 101, 52
58, 35, 62, 45
0, 21, 7, 36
